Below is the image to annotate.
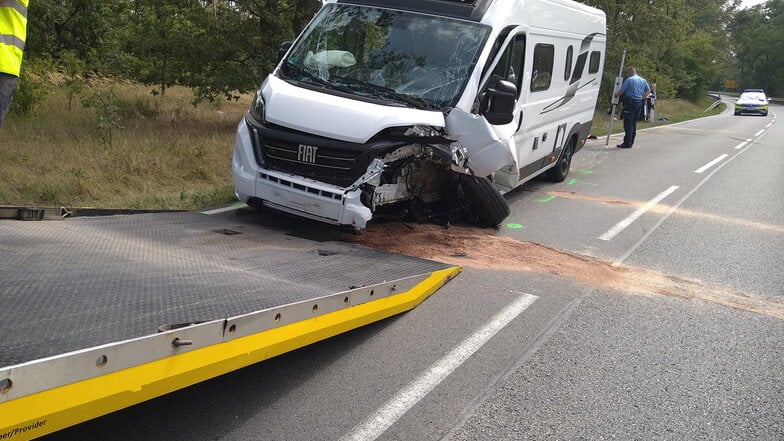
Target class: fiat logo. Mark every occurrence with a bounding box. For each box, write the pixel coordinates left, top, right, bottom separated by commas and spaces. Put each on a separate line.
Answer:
297, 144, 318, 164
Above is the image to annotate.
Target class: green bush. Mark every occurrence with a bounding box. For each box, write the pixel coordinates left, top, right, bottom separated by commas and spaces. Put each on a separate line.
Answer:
9, 65, 50, 117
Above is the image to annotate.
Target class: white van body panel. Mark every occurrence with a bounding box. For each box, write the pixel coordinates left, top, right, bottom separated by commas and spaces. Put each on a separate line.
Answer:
232, 0, 606, 229
263, 76, 445, 144
445, 108, 513, 178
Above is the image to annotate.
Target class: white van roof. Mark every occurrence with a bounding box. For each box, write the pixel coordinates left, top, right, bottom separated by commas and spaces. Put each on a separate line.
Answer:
330, 0, 606, 36
332, 0, 494, 21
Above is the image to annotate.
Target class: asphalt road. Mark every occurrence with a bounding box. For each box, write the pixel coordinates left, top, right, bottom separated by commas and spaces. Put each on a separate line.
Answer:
45, 103, 783, 440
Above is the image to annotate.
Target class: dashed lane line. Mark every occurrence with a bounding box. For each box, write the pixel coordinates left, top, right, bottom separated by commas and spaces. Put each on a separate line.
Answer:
599, 186, 680, 242
694, 154, 728, 174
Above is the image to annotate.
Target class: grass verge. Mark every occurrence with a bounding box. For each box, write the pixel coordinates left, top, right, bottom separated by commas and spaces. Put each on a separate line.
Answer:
589, 95, 726, 138
0, 78, 250, 210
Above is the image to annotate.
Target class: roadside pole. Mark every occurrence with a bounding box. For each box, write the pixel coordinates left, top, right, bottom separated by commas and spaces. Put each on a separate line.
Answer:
606, 49, 627, 146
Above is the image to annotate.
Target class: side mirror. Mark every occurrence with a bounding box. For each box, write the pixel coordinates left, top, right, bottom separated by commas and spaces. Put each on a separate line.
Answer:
278, 41, 293, 62
480, 80, 517, 125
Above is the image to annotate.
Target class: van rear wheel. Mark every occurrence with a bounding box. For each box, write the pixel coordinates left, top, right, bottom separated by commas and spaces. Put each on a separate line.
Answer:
545, 137, 575, 182
463, 176, 510, 227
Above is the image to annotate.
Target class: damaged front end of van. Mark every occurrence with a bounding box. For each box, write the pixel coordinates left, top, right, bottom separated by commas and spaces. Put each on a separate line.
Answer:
232, 2, 515, 231
232, 82, 515, 231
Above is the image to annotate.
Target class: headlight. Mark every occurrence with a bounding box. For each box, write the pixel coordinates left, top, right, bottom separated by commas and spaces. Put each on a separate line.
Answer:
249, 89, 265, 123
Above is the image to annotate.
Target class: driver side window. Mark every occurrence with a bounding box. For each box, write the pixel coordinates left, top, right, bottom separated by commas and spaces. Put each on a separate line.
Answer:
490, 34, 526, 96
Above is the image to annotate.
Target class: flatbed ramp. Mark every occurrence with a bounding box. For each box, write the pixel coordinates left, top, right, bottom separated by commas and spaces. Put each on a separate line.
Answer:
0, 210, 460, 440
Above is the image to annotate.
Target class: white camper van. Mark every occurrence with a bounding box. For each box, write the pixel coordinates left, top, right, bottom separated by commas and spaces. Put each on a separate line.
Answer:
232, 0, 606, 230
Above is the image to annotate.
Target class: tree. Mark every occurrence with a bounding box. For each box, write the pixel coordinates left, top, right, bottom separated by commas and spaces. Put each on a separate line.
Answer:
729, 0, 784, 96
120, 0, 206, 96
190, 0, 321, 102
586, 0, 735, 104
26, 1, 125, 70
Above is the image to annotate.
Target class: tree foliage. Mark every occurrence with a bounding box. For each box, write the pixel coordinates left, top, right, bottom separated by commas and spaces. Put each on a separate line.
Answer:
25, 0, 320, 102
21, 0, 782, 105
585, 0, 735, 106
729, 0, 784, 96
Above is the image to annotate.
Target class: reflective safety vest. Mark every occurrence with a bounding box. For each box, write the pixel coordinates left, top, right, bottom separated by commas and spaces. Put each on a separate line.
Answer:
0, 0, 28, 77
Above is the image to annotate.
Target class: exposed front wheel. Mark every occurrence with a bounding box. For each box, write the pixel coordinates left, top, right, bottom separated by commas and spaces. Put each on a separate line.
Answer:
462, 176, 510, 227
545, 137, 575, 182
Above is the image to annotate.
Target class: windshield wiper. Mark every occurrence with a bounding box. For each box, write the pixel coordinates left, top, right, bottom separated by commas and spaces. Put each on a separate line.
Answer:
281, 61, 353, 94
330, 75, 433, 110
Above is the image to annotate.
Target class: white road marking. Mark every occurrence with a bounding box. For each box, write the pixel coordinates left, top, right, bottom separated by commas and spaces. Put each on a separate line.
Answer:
599, 186, 680, 241
339, 293, 539, 441
754, 129, 765, 137
694, 154, 728, 174
735, 138, 752, 150
200, 203, 248, 215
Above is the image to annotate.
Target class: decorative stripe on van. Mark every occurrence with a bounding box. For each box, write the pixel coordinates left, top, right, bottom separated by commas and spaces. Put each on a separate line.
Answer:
540, 33, 605, 114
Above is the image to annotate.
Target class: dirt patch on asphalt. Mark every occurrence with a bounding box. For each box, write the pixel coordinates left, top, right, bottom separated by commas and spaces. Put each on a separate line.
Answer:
548, 190, 635, 207
348, 221, 784, 320
547, 190, 784, 234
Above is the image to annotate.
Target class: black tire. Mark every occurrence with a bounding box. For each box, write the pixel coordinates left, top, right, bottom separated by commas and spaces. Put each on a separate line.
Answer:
545, 136, 575, 182
463, 176, 510, 227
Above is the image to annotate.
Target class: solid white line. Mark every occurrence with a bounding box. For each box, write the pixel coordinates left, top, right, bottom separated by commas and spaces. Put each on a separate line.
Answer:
599, 185, 680, 241
754, 129, 765, 137
200, 203, 248, 215
694, 154, 728, 173
733, 141, 748, 150
339, 294, 539, 441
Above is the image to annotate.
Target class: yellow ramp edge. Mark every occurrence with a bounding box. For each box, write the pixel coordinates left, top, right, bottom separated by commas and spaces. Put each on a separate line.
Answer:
0, 266, 461, 440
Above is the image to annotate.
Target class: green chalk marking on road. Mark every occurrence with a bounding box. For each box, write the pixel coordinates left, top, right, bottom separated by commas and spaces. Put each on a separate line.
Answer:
566, 179, 598, 186
506, 223, 524, 229
537, 195, 557, 203
578, 169, 594, 175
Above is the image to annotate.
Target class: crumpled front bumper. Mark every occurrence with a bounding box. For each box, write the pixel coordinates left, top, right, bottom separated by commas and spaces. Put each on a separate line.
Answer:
231, 120, 372, 229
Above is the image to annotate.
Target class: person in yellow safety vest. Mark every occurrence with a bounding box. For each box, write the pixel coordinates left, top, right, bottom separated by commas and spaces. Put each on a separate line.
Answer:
0, 0, 28, 127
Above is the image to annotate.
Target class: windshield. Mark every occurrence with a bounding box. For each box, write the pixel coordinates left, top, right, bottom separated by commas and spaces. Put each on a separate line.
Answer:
279, 4, 490, 111
739, 92, 766, 102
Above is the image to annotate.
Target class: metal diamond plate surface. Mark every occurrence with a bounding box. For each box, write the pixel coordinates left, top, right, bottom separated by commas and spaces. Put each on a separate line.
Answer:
0, 211, 449, 367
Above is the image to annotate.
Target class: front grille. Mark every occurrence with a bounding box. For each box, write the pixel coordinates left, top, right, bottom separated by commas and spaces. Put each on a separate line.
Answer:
247, 120, 405, 187
263, 139, 366, 187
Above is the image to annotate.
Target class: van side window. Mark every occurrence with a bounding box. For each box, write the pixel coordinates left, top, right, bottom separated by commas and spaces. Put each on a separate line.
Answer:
489, 34, 526, 95
531, 44, 554, 92
589, 51, 601, 74
564, 46, 573, 81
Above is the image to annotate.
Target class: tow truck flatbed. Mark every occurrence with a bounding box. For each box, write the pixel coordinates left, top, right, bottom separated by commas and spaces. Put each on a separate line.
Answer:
0, 209, 460, 440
